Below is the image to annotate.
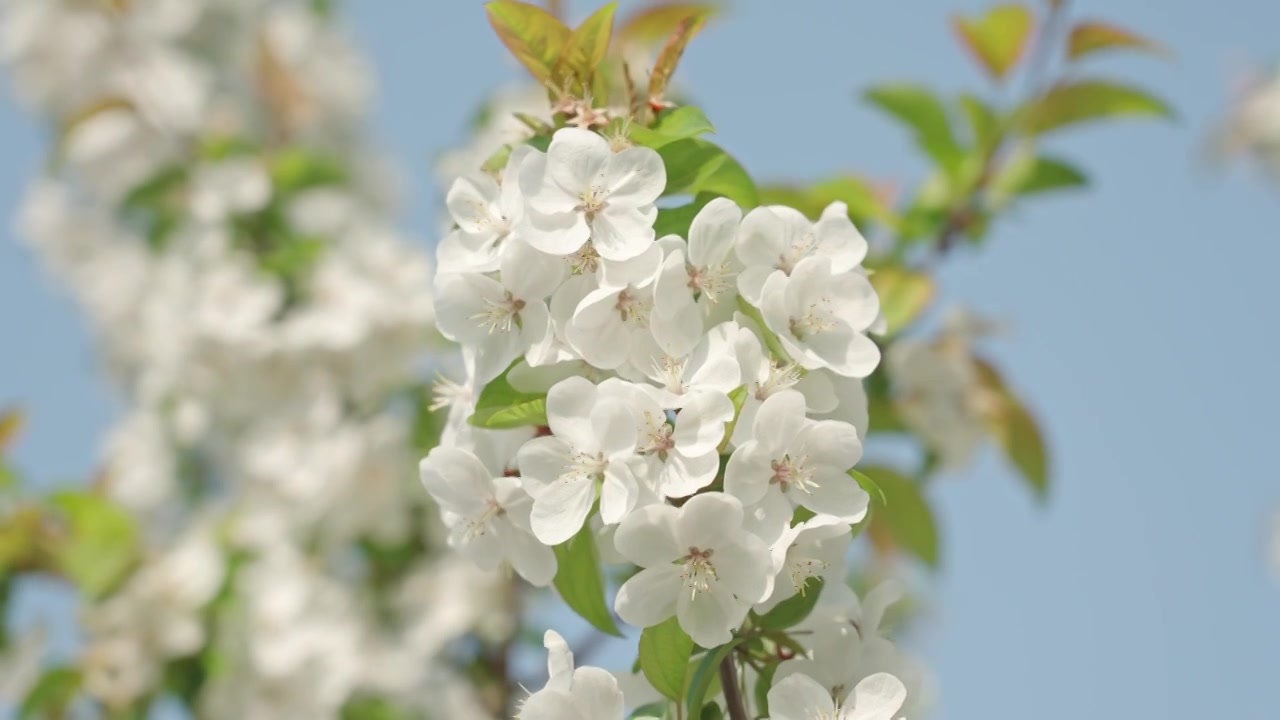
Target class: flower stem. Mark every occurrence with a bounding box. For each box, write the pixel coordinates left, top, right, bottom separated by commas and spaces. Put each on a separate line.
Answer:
719, 653, 750, 720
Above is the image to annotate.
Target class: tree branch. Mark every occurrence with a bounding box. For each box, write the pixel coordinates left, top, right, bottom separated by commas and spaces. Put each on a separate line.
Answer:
719, 653, 749, 720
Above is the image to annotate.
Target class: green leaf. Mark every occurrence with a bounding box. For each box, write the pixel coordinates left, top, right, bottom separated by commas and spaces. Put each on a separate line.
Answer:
654, 193, 717, 237
270, 149, 347, 192
995, 151, 1088, 200
553, 2, 617, 95
1021, 80, 1174, 135
951, 4, 1035, 81
975, 360, 1049, 500
552, 525, 622, 636
648, 13, 707, 105
657, 138, 758, 208
700, 703, 725, 720
639, 616, 695, 701
341, 696, 414, 720
865, 467, 939, 567
868, 267, 934, 336
631, 106, 717, 148
849, 468, 888, 507
484, 1, 572, 85
959, 93, 1002, 152
756, 577, 824, 630
629, 702, 669, 719
20, 667, 82, 719
618, 3, 718, 47
685, 640, 740, 715
753, 661, 779, 717
865, 85, 964, 172
468, 365, 548, 429
717, 385, 749, 453
1067, 21, 1167, 61
51, 492, 140, 599
735, 296, 790, 364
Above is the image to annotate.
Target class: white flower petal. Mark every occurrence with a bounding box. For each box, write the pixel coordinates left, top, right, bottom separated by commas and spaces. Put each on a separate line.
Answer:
767, 673, 838, 720
615, 565, 680, 628
613, 504, 681, 567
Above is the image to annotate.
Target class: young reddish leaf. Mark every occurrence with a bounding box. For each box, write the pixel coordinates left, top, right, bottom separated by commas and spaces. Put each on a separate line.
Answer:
0, 408, 23, 454
974, 359, 1050, 501
1022, 79, 1173, 135
484, 0, 572, 85
648, 14, 707, 109
618, 3, 718, 47
951, 4, 1035, 81
552, 2, 618, 96
1068, 21, 1167, 61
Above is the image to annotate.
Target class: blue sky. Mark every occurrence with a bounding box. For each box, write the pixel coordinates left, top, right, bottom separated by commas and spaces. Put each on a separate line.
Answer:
2, 1, 1278, 718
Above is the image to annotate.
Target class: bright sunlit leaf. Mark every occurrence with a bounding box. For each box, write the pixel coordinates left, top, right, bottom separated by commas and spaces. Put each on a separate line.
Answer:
553, 2, 617, 95
951, 4, 1035, 81
484, 0, 572, 86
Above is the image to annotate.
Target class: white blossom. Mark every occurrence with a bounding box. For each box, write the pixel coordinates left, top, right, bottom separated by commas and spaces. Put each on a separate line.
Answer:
768, 672, 907, 720
521, 127, 665, 261
613, 492, 771, 647
517, 376, 641, 545
725, 390, 869, 523
419, 444, 556, 586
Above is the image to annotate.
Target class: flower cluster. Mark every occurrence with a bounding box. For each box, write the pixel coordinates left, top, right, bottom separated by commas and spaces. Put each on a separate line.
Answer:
424, 124, 916, 716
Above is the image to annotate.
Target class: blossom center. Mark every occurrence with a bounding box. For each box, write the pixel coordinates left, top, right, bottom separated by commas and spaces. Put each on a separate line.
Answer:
570, 243, 601, 274
565, 449, 609, 481
755, 361, 801, 400
468, 199, 511, 237
777, 231, 818, 274
464, 496, 507, 539
789, 299, 836, 340
650, 355, 689, 395
615, 289, 651, 325
472, 291, 526, 334
787, 553, 829, 594
637, 411, 676, 456
578, 186, 609, 220
688, 262, 735, 304
771, 454, 818, 493
679, 546, 718, 599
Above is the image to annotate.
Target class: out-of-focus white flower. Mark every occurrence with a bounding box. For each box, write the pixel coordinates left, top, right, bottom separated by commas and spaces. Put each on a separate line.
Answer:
887, 308, 1001, 471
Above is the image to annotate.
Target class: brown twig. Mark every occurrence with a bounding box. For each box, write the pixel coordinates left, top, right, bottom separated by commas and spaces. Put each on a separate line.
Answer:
719, 653, 750, 720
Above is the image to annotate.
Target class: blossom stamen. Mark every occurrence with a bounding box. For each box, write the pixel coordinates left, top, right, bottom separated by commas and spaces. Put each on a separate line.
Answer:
679, 546, 718, 600
471, 291, 526, 334
770, 454, 818, 493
